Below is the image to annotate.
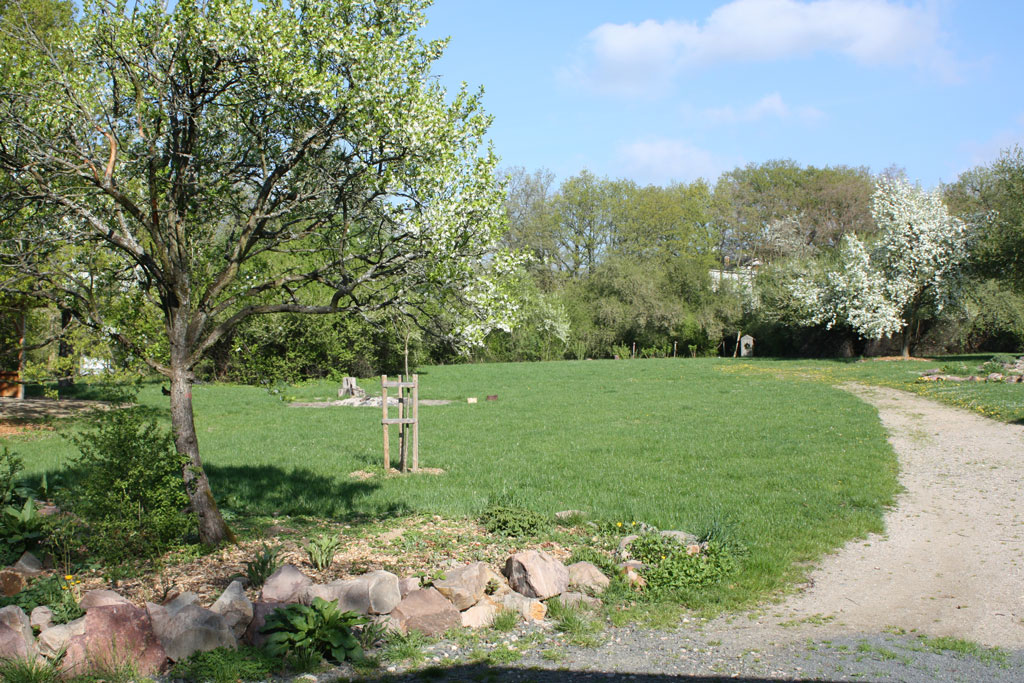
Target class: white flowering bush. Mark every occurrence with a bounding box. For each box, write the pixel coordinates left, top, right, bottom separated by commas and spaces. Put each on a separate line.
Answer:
790, 177, 968, 355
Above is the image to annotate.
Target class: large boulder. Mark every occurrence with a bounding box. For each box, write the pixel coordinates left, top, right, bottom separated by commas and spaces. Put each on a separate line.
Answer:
62, 604, 167, 677
389, 588, 461, 636
79, 589, 132, 611
305, 571, 400, 615
0, 605, 37, 661
567, 561, 610, 593
37, 616, 87, 659
398, 577, 420, 598
503, 550, 568, 599
261, 565, 312, 603
147, 593, 236, 662
210, 580, 253, 639
433, 562, 505, 611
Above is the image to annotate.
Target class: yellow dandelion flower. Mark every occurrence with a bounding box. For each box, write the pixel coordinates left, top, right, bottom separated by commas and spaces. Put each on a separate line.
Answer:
616, 522, 622, 527
64, 575, 73, 581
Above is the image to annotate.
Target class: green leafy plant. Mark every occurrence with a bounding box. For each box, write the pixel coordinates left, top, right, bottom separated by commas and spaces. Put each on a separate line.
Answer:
0, 576, 84, 626
2, 496, 44, 561
66, 407, 194, 569
355, 620, 389, 650
0, 654, 63, 683
1, 447, 26, 507
244, 544, 281, 588
304, 533, 342, 571
629, 531, 744, 595
169, 645, 278, 683
261, 598, 367, 665
479, 493, 550, 537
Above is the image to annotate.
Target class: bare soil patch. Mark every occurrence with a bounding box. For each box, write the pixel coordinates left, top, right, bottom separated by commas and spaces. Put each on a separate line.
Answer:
0, 396, 121, 422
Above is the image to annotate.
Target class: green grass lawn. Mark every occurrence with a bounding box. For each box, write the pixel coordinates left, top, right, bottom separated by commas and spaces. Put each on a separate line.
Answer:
3, 357, 906, 609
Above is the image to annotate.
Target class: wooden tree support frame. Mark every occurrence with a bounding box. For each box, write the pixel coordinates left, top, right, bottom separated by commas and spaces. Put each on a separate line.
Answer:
381, 374, 419, 473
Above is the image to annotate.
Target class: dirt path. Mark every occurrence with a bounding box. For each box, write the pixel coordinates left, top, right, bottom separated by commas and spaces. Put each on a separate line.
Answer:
771, 383, 1024, 649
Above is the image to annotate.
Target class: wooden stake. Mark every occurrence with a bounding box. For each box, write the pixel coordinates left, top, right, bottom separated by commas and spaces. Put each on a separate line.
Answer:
381, 375, 389, 470
397, 374, 407, 473
412, 374, 419, 471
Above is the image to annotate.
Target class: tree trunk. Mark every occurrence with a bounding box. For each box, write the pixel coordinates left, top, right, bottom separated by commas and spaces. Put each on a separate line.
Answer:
57, 308, 73, 389
169, 353, 235, 547
901, 325, 912, 359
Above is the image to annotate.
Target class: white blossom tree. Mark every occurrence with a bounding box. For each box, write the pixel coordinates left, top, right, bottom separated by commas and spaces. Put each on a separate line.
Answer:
0, 0, 521, 545
791, 177, 968, 357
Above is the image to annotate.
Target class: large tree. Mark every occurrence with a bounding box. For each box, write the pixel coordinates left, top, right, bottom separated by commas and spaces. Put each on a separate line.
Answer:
791, 177, 968, 357
0, 0, 519, 545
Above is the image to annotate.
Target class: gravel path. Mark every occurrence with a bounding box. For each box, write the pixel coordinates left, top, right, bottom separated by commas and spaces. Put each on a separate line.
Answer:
340, 384, 1024, 682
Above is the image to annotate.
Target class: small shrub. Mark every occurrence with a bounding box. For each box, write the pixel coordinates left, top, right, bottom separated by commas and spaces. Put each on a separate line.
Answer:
979, 361, 1005, 375
244, 544, 281, 588
169, 645, 278, 683
355, 620, 389, 650
304, 533, 342, 571
1, 497, 44, 561
261, 598, 367, 665
629, 530, 745, 596
66, 408, 194, 568
479, 494, 550, 537
0, 655, 62, 683
1, 447, 26, 506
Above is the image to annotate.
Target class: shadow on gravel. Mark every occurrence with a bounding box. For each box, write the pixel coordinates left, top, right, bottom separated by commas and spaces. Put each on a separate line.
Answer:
355, 664, 846, 682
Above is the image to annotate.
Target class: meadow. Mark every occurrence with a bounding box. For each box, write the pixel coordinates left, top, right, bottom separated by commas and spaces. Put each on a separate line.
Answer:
3, 356, 922, 608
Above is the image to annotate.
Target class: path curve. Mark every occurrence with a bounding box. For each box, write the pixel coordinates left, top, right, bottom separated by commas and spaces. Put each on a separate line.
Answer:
775, 383, 1024, 648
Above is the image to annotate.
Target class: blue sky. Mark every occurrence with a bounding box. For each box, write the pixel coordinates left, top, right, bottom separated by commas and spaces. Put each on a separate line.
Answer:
420, 0, 1024, 189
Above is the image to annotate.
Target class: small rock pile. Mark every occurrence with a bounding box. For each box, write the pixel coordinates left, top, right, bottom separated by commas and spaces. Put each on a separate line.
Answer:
0, 549, 610, 676
918, 358, 1024, 384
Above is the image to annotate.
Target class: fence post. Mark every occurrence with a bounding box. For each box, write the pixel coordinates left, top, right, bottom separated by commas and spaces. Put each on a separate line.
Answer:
381, 375, 389, 470
412, 374, 419, 471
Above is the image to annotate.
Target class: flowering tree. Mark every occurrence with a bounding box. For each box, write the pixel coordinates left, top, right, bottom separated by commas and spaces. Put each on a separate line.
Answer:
0, 0, 521, 545
792, 177, 968, 357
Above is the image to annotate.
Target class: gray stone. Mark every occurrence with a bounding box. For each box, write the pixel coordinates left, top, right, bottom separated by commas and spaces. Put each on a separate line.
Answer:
79, 589, 131, 611
210, 580, 253, 639
460, 598, 499, 629
148, 593, 236, 662
62, 604, 167, 677
567, 561, 610, 593
0, 605, 36, 661
500, 592, 546, 622
503, 550, 568, 600
313, 571, 401, 615
244, 602, 290, 648
617, 534, 640, 559
399, 577, 420, 598
555, 509, 586, 520
660, 529, 698, 546
30, 605, 54, 632
434, 562, 503, 611
389, 588, 461, 636
261, 565, 312, 603
558, 591, 601, 609
37, 616, 86, 658
12, 551, 43, 577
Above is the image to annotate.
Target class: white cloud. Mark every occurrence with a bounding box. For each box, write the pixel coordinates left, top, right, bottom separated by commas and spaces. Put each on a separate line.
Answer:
700, 92, 825, 124
567, 0, 959, 96
617, 138, 735, 184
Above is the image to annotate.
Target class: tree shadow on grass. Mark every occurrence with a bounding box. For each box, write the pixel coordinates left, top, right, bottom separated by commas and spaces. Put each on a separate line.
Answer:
207, 464, 411, 522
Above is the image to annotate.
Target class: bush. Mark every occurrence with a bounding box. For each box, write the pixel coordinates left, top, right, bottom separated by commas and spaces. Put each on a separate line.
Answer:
629, 531, 744, 596
261, 598, 367, 667
67, 408, 194, 569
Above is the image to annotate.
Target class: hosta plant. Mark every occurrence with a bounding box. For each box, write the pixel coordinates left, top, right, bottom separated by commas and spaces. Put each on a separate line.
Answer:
261, 598, 368, 665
